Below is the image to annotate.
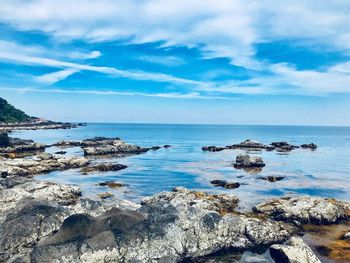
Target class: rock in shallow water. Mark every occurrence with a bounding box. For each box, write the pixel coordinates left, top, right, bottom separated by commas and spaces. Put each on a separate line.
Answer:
254, 196, 350, 224
234, 154, 266, 169
211, 179, 240, 189
80, 163, 127, 174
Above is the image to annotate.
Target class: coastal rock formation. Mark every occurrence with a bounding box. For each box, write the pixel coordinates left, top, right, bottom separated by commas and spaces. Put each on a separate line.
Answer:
83, 138, 150, 156
0, 153, 90, 176
259, 176, 285, 182
30, 187, 295, 262
253, 196, 350, 224
0, 134, 45, 157
270, 237, 321, 263
202, 146, 227, 152
229, 139, 274, 150
210, 179, 240, 189
80, 163, 127, 174
233, 154, 265, 169
98, 181, 128, 189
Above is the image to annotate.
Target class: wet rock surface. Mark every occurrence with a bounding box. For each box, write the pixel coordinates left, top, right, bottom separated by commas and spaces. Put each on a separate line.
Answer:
98, 181, 128, 189
253, 196, 350, 224
234, 154, 266, 169
80, 163, 127, 174
259, 176, 285, 183
270, 237, 321, 263
211, 179, 241, 189
0, 134, 45, 157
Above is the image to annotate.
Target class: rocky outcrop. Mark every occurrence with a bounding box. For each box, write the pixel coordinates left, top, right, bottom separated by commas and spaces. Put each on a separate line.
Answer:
0, 153, 90, 176
98, 181, 128, 189
202, 146, 227, 152
270, 237, 321, 263
30, 187, 295, 262
0, 135, 45, 157
233, 154, 265, 169
80, 163, 127, 174
253, 196, 350, 224
210, 179, 240, 189
229, 139, 274, 150
0, 120, 78, 132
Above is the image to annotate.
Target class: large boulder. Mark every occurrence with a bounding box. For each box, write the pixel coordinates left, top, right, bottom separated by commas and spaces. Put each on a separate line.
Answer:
30, 187, 295, 262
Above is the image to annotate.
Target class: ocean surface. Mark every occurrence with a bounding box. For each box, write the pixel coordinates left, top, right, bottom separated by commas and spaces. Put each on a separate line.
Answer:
12, 123, 350, 210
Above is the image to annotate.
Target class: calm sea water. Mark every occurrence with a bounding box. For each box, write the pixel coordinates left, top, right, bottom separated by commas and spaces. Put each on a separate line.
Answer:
12, 123, 350, 210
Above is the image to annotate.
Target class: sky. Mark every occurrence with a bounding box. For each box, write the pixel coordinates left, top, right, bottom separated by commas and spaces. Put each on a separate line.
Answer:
0, 0, 350, 125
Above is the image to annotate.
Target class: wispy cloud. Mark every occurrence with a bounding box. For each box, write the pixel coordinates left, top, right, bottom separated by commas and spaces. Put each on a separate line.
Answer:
0, 87, 235, 100
36, 68, 80, 84
138, 55, 185, 66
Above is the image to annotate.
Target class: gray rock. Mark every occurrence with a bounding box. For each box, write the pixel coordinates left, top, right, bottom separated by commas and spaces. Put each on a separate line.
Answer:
80, 163, 127, 174
270, 236, 321, 263
234, 154, 265, 169
253, 196, 350, 224
31, 187, 295, 262
271, 142, 299, 152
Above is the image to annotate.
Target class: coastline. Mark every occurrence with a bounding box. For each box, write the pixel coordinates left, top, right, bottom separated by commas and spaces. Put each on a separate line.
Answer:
1, 125, 350, 262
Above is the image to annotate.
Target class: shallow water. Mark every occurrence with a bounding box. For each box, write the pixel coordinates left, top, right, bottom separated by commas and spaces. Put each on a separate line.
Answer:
12, 123, 350, 210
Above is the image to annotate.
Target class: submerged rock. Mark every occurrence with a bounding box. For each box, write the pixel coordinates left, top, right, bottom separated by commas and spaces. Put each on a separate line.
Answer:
202, 146, 227, 152
234, 154, 266, 169
259, 176, 285, 183
80, 163, 127, 174
253, 196, 350, 224
98, 181, 128, 189
301, 143, 317, 150
98, 192, 114, 199
211, 179, 240, 189
270, 236, 321, 263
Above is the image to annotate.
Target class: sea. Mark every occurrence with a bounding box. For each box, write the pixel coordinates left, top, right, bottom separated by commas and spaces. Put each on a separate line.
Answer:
11, 123, 350, 211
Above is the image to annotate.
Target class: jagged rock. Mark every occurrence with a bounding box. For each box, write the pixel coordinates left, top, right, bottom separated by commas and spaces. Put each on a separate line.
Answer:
271, 142, 299, 152
0, 120, 77, 132
163, 145, 171, 148
253, 196, 350, 224
80, 163, 127, 174
0, 153, 90, 176
54, 150, 67, 155
234, 154, 265, 169
0, 135, 45, 157
259, 176, 285, 182
202, 146, 227, 152
270, 236, 321, 263
83, 138, 149, 156
98, 181, 128, 189
31, 187, 295, 262
229, 139, 274, 150
300, 143, 317, 150
51, 140, 82, 147
211, 180, 240, 189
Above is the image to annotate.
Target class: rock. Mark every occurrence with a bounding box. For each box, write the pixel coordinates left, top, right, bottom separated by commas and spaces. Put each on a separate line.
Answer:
163, 145, 171, 148
54, 150, 67, 155
202, 146, 227, 152
151, 146, 162, 150
98, 181, 128, 189
253, 196, 350, 224
271, 142, 299, 152
82, 138, 149, 156
229, 139, 274, 150
259, 176, 285, 183
0, 154, 90, 176
343, 232, 350, 239
300, 143, 317, 150
270, 236, 321, 263
51, 140, 81, 147
210, 180, 240, 189
80, 163, 127, 174
98, 192, 114, 199
31, 187, 295, 262
0, 135, 45, 157
0, 119, 77, 132
234, 154, 265, 169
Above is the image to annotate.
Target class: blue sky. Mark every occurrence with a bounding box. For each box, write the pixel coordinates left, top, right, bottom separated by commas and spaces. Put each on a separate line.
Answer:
0, 0, 350, 125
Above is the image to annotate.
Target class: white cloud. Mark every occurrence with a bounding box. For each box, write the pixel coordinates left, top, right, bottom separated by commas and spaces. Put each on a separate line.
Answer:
36, 68, 80, 84
1, 1, 350, 69
138, 55, 185, 66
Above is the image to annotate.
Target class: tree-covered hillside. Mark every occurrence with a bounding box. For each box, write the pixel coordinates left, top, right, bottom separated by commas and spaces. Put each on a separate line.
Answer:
0, 97, 32, 123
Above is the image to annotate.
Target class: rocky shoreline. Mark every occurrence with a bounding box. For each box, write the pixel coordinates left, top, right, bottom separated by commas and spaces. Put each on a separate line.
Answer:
0, 119, 85, 132
0, 134, 348, 262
